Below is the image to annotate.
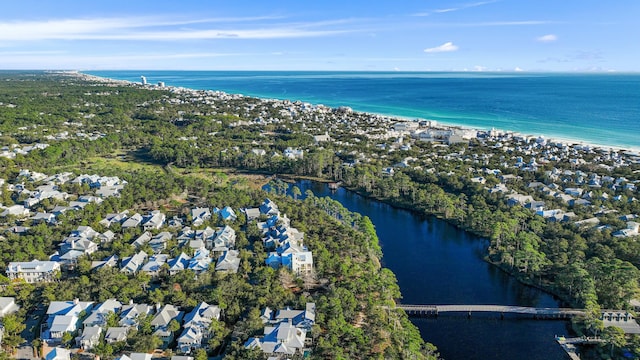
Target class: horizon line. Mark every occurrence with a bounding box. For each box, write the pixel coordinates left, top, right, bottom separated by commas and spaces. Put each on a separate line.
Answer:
1, 69, 638, 74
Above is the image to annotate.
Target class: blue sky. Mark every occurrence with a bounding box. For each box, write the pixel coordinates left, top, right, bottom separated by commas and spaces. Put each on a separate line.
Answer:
0, 0, 638, 71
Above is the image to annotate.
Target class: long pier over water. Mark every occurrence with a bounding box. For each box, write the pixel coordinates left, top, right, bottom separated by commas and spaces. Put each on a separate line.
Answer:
398, 304, 586, 319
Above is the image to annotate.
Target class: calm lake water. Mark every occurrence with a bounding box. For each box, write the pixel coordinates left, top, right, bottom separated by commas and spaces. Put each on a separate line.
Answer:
290, 180, 570, 360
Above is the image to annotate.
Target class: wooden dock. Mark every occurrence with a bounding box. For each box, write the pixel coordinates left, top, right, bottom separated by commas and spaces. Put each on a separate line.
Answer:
555, 336, 603, 360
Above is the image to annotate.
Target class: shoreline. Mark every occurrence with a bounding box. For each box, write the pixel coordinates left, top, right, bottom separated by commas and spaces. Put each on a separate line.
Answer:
74, 71, 640, 154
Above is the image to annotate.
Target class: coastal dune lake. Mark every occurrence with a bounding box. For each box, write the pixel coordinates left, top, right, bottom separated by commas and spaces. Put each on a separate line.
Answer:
290, 180, 569, 360
89, 70, 640, 149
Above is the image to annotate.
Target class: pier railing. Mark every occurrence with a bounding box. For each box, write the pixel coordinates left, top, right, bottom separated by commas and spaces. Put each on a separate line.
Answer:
398, 304, 586, 318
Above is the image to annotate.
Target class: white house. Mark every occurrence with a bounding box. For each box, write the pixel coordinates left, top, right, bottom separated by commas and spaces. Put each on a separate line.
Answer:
120, 251, 148, 274
6, 260, 60, 283
177, 302, 221, 354
151, 305, 184, 348
45, 299, 94, 340
0, 297, 20, 317
143, 210, 166, 230
76, 326, 102, 350
104, 327, 129, 343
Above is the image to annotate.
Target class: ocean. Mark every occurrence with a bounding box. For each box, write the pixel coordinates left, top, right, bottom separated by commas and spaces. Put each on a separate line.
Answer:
86, 71, 640, 150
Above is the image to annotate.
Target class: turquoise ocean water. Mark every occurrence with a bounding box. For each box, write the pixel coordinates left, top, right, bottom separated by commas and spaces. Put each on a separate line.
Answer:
87, 71, 640, 149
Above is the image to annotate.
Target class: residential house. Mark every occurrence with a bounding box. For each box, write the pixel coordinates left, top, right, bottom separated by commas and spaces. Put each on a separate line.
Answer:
120, 251, 148, 274
506, 194, 533, 207
211, 225, 236, 253
132, 232, 152, 248
215, 250, 241, 273
130, 353, 153, 360
82, 299, 122, 328
119, 303, 153, 328
151, 305, 184, 348
0, 297, 19, 317
243, 207, 261, 222
191, 207, 211, 227
31, 212, 56, 224
99, 211, 129, 228
98, 230, 116, 243
0, 204, 30, 218
149, 232, 172, 253
244, 303, 315, 356
91, 255, 118, 271
188, 248, 212, 274
287, 252, 313, 277
259, 199, 280, 216
219, 206, 237, 222
168, 253, 191, 275
45, 299, 94, 341
141, 255, 169, 277
104, 327, 129, 343
121, 213, 143, 229
613, 222, 640, 238
76, 326, 102, 350
177, 302, 221, 354
6, 260, 60, 283
143, 210, 166, 231
283, 147, 304, 160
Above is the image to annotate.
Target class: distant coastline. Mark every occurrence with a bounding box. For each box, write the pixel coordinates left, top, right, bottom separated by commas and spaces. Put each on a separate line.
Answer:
79, 71, 640, 153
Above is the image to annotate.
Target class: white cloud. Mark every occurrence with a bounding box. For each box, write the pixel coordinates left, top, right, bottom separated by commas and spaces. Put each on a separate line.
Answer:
514, 67, 524, 72
0, 16, 356, 41
473, 65, 487, 71
536, 34, 558, 43
424, 42, 459, 53
414, 1, 499, 16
